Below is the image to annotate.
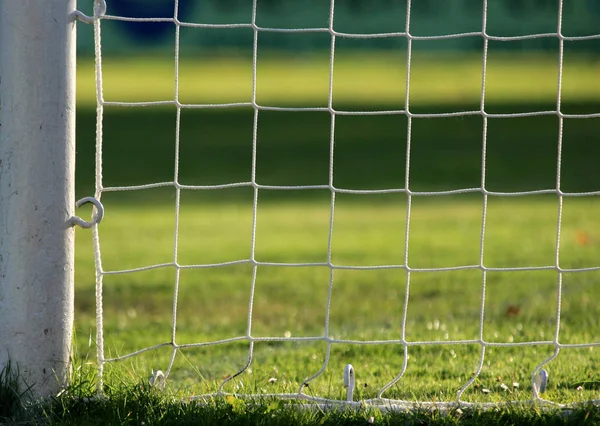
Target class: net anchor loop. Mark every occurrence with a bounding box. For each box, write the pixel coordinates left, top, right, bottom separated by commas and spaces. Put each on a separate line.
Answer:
70, 197, 104, 229
72, 0, 107, 24
532, 368, 549, 398
149, 370, 166, 390
343, 364, 355, 402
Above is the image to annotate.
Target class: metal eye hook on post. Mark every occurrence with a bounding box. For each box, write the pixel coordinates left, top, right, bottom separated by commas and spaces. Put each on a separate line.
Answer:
70, 197, 104, 229
72, 0, 107, 24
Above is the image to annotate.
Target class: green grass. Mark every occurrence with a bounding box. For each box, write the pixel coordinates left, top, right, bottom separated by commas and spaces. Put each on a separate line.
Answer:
77, 51, 600, 107
7, 52, 600, 424
72, 196, 600, 405
25, 379, 600, 426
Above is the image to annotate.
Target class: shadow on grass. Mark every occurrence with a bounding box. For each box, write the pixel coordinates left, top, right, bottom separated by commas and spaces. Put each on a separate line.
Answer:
0, 362, 31, 422
75, 101, 600, 203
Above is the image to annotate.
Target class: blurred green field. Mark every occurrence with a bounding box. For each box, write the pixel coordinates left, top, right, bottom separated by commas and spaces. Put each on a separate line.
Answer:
72, 53, 600, 406
76, 52, 600, 107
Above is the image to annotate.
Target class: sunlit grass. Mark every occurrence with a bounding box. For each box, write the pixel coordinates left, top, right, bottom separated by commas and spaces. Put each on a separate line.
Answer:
57, 50, 600, 424
73, 196, 600, 405
77, 51, 600, 106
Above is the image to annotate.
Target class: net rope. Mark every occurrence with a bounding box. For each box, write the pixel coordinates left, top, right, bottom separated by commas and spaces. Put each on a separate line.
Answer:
86, 0, 600, 410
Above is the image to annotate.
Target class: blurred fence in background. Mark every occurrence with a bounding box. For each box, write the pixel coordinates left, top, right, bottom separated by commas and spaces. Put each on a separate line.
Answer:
77, 0, 600, 55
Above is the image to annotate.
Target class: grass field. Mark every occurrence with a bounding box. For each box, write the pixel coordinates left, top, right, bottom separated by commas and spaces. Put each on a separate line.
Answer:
74, 197, 600, 404
7, 52, 600, 424
76, 51, 600, 107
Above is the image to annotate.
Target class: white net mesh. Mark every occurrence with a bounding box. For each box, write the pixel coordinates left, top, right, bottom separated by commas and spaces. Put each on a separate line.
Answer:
83, 0, 600, 409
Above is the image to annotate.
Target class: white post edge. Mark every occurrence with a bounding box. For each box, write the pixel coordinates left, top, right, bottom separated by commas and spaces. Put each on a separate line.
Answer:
0, 0, 77, 399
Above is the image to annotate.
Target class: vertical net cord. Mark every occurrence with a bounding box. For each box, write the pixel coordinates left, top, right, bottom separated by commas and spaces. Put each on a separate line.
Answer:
378, 0, 413, 399
553, 0, 565, 358
531, 0, 566, 401
457, 0, 490, 401
92, 3, 106, 396
219, 0, 260, 392
299, 0, 338, 395
165, 0, 183, 380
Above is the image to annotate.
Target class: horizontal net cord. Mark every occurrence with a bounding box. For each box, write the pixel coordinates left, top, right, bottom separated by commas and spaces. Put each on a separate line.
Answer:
95, 14, 600, 43
99, 182, 600, 198
99, 261, 600, 276
104, 338, 600, 364
97, 102, 600, 120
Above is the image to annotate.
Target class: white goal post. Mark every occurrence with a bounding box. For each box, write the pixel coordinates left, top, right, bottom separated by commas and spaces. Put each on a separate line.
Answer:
0, 0, 77, 398
2, 0, 600, 409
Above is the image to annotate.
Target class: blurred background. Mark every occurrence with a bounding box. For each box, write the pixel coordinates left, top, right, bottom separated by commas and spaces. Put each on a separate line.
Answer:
77, 0, 600, 54
73, 0, 600, 199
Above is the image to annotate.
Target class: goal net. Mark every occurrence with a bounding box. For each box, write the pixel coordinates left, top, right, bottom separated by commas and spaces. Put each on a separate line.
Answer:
78, 0, 600, 409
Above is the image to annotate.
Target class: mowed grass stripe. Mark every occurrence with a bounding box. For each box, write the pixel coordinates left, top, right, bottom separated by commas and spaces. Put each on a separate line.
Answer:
77, 52, 600, 107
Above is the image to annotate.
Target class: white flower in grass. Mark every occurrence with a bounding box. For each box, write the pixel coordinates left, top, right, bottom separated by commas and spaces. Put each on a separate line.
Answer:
367, 416, 375, 424
284, 330, 292, 338
512, 382, 519, 389
577, 385, 584, 391
268, 377, 277, 384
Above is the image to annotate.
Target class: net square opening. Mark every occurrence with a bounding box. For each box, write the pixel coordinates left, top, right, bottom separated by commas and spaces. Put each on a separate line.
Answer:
331, 193, 407, 267
560, 43, 600, 113
486, 2, 560, 38
256, 2, 330, 29
404, 269, 483, 342
177, 187, 255, 266
332, 37, 407, 111
485, 40, 559, 112
560, 270, 600, 345
251, 265, 331, 338
410, 0, 483, 37
97, 187, 178, 271
484, 195, 558, 268
255, 110, 331, 187
407, 194, 483, 269
409, 39, 483, 113
559, 197, 600, 270
254, 189, 331, 263
178, 107, 254, 186
101, 105, 177, 188
256, 32, 332, 107
101, 267, 177, 356
333, 113, 408, 190
560, 118, 600, 193
409, 115, 483, 192
483, 270, 559, 344
99, 45, 176, 103
178, 26, 254, 105
176, 265, 254, 345
329, 268, 406, 341
333, 2, 406, 35
484, 115, 559, 193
